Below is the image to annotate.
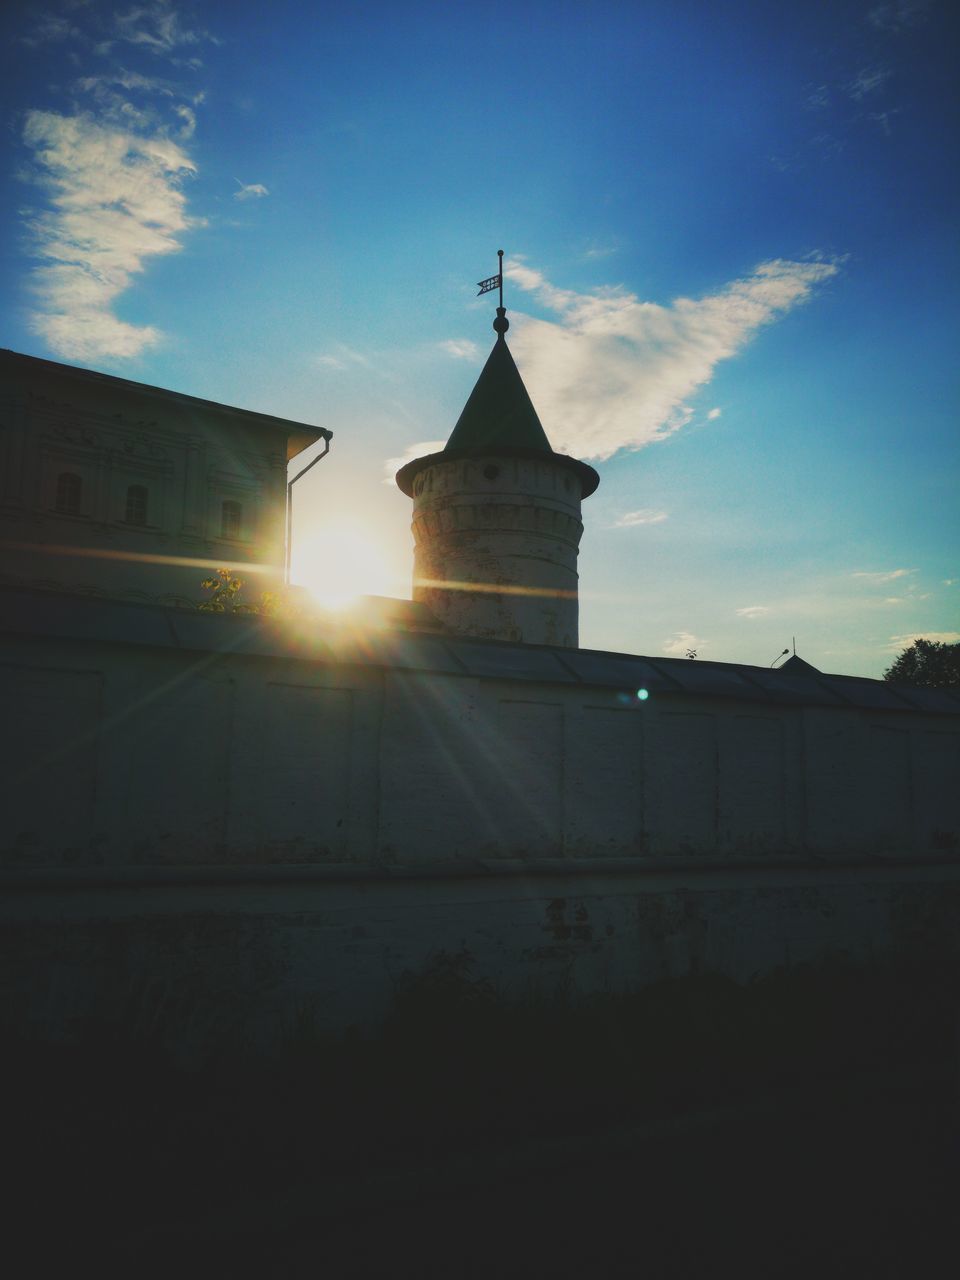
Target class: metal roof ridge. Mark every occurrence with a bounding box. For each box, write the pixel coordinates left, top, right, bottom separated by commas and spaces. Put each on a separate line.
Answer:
0, 348, 329, 441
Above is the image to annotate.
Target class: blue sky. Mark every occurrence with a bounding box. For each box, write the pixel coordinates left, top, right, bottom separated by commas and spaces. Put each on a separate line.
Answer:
2, 0, 957, 675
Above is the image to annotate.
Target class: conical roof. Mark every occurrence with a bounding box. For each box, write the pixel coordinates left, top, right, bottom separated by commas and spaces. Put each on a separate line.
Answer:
395, 310, 599, 498
444, 332, 552, 454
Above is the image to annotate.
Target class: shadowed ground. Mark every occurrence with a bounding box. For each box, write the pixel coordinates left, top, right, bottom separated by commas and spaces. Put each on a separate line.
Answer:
7, 961, 958, 1277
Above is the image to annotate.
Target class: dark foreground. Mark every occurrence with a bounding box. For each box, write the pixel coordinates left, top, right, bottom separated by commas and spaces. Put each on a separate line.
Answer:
7, 962, 958, 1277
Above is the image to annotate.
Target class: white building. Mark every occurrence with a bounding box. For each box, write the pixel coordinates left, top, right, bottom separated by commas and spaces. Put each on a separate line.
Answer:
0, 348, 329, 604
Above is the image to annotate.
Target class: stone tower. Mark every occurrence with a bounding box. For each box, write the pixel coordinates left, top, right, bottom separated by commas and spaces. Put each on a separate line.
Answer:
396, 299, 599, 647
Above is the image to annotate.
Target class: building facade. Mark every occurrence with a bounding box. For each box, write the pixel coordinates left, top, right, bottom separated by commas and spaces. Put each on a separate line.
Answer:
0, 349, 328, 604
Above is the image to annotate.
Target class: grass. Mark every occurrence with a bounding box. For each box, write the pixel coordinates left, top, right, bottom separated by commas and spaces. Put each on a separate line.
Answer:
5, 953, 957, 1273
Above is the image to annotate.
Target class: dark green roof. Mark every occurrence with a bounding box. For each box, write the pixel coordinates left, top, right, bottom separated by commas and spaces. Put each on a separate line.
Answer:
395, 324, 600, 498
444, 334, 553, 454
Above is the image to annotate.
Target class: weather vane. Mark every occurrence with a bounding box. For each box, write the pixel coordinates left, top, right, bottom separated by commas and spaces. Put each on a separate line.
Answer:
476, 249, 507, 334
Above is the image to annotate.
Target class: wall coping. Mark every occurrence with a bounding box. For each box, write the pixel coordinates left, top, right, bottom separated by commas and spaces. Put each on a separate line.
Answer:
3, 583, 959, 715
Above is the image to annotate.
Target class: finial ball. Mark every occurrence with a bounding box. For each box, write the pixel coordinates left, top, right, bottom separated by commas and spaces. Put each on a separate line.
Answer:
493, 306, 509, 335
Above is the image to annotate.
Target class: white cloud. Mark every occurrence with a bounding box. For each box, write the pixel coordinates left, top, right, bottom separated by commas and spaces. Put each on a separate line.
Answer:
885, 631, 960, 651
847, 67, 892, 100
614, 509, 668, 527
804, 84, 830, 110
736, 605, 769, 619
78, 70, 177, 100
707, 407, 722, 420
114, 2, 212, 56
313, 344, 371, 371
865, 109, 901, 136
851, 568, 916, 584
504, 256, 840, 461
21, 109, 197, 360
943, 579, 958, 587
439, 339, 479, 360
233, 180, 269, 201
383, 440, 446, 485
15, 4, 220, 362
21, 12, 83, 48
584, 242, 618, 260
662, 631, 703, 658
868, 2, 931, 32
174, 105, 197, 138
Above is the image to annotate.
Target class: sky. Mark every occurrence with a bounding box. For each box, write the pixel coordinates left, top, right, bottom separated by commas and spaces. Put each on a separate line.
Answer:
1, 0, 957, 676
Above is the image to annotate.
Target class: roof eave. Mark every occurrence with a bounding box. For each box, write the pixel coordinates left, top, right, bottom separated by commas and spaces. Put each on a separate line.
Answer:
396, 445, 599, 498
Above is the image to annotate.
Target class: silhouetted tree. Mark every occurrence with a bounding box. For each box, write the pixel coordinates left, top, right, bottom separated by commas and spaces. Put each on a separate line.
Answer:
882, 638, 960, 689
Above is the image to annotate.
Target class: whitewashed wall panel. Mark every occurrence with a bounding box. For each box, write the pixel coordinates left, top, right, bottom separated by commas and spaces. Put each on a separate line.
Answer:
0, 663, 101, 864
653, 711, 718, 854
493, 699, 564, 857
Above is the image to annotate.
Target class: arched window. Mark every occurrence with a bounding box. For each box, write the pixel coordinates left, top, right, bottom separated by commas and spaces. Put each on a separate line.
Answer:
221, 500, 242, 539
55, 472, 82, 515
125, 484, 148, 526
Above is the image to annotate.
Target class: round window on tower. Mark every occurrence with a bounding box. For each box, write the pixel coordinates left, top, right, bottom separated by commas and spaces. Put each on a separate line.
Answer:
483, 464, 500, 481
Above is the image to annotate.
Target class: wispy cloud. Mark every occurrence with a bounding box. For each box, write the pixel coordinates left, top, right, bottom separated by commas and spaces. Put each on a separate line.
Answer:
113, 1, 214, 59
804, 84, 831, 110
583, 241, 619, 260
782, 4, 929, 169
439, 339, 479, 360
22, 110, 197, 360
944, 578, 958, 587
383, 440, 446, 485
885, 631, 960, 651
736, 605, 769, 619
707, 407, 722, 420
17, 3, 216, 362
847, 66, 892, 101
851, 567, 916, 584
662, 631, 703, 658
174, 104, 197, 137
868, 2, 931, 33
20, 11, 83, 49
865, 108, 902, 135
505, 256, 840, 461
234, 180, 269, 201
314, 344, 372, 371
614, 509, 668, 528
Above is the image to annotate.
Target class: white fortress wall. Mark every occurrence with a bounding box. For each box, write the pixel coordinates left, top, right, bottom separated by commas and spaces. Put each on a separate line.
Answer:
2, 590, 959, 1052
2, 618, 957, 868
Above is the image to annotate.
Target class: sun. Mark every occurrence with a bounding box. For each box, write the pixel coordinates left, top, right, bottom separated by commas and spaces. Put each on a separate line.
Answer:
292, 522, 401, 612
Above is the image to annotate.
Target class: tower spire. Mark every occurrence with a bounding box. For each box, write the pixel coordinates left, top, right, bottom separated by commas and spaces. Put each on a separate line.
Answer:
394, 255, 600, 647
477, 249, 508, 337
